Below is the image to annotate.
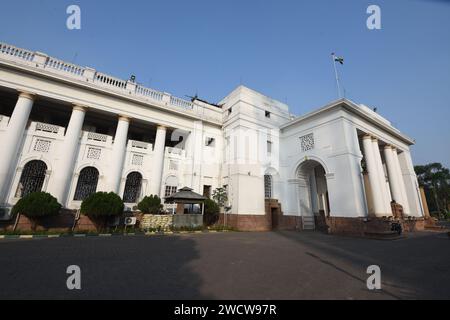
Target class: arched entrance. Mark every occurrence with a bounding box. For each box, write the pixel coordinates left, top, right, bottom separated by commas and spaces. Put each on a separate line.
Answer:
296, 160, 330, 230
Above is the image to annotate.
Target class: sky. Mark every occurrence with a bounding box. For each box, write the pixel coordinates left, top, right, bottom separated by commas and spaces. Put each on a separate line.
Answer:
0, 0, 449, 167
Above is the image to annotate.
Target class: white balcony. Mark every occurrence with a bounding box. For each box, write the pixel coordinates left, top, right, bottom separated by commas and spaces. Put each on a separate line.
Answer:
165, 147, 185, 158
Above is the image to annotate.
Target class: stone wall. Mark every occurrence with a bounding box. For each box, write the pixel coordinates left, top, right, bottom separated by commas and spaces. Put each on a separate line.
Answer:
141, 214, 173, 231
1, 210, 76, 232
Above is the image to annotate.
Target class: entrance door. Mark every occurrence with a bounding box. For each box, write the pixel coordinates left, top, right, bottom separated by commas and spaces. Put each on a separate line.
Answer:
271, 207, 279, 230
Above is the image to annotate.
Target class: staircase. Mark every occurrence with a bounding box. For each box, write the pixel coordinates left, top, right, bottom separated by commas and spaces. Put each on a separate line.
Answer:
302, 215, 315, 230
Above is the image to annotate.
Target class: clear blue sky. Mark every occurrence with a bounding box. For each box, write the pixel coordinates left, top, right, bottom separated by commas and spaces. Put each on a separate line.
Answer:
1, 0, 449, 167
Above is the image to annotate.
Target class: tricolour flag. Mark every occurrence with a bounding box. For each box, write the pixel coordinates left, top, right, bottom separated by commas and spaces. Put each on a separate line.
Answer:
334, 56, 344, 65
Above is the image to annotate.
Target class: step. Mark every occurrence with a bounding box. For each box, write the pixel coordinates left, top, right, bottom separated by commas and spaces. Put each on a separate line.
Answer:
302, 216, 315, 230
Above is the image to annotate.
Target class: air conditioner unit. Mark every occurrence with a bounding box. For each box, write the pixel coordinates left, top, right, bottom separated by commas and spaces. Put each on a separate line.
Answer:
124, 217, 137, 226
0, 207, 12, 221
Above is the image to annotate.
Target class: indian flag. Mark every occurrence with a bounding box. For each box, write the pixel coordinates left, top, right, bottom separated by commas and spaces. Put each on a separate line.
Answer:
333, 55, 344, 65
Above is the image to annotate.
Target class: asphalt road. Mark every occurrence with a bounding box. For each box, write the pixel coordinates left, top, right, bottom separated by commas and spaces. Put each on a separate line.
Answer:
0, 231, 449, 300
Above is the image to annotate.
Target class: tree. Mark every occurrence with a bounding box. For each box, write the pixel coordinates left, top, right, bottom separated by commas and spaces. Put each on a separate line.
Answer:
137, 195, 163, 215
203, 199, 220, 226
212, 187, 228, 208
415, 163, 450, 218
12, 192, 62, 231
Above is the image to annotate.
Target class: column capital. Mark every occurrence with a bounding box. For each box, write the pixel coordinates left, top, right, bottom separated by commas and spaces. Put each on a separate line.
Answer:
371, 136, 379, 142
384, 144, 393, 150
362, 134, 372, 140
18, 91, 36, 101
72, 104, 88, 112
118, 114, 132, 123
157, 125, 167, 131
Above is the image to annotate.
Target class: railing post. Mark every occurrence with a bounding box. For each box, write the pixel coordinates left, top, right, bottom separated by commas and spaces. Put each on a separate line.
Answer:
32, 52, 48, 67
126, 80, 136, 94
83, 67, 96, 82
162, 93, 171, 106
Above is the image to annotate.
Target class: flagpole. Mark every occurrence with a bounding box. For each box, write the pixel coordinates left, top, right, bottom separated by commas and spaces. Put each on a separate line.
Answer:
331, 53, 342, 99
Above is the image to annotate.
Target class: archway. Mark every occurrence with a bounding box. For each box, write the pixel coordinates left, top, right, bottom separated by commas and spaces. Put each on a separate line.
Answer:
15, 160, 47, 198
296, 160, 330, 230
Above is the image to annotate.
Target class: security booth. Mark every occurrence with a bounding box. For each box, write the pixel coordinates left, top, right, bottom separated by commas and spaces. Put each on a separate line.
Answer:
165, 187, 207, 229
165, 187, 207, 215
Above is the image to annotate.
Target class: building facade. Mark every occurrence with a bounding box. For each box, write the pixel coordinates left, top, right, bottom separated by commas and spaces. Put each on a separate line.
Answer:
0, 42, 425, 232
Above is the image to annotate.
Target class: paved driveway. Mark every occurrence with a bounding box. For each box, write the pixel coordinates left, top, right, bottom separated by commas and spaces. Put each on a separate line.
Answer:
0, 231, 449, 299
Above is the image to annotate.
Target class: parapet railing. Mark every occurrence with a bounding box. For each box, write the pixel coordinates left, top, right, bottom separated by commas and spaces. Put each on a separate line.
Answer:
0, 42, 214, 117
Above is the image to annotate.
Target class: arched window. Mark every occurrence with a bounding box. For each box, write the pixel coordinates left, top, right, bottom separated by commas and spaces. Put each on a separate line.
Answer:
164, 176, 178, 197
74, 167, 99, 201
264, 175, 273, 199
16, 160, 47, 198
123, 172, 142, 203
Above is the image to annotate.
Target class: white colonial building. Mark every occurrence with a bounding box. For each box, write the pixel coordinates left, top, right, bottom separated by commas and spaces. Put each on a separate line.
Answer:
0, 42, 425, 232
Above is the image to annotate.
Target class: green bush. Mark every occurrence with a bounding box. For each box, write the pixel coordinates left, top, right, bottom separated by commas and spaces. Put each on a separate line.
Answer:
80, 192, 124, 218
203, 199, 220, 226
12, 192, 61, 218
137, 195, 163, 214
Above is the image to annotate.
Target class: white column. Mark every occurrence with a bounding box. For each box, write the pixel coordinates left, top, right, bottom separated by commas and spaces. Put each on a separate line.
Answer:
309, 170, 319, 214
109, 115, 130, 193
362, 135, 384, 216
372, 138, 392, 215
0, 92, 35, 205
384, 145, 403, 205
149, 125, 167, 196
48, 105, 86, 205
392, 148, 411, 215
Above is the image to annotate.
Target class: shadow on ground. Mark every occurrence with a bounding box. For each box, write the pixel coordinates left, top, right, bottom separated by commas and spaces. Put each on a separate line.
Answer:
274, 230, 450, 299
0, 236, 211, 300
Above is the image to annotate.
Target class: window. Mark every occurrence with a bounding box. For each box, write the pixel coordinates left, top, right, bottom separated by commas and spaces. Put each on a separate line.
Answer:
264, 175, 273, 199
164, 176, 178, 197
300, 133, 315, 152
15, 160, 47, 198
228, 108, 232, 115
203, 185, 212, 198
122, 172, 142, 203
267, 141, 272, 155
169, 160, 179, 171
165, 186, 178, 197
74, 167, 99, 201
265, 111, 271, 118
205, 137, 216, 147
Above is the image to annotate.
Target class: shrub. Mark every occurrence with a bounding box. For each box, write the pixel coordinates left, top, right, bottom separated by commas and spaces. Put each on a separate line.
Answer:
203, 199, 220, 226
80, 192, 124, 218
12, 192, 61, 219
137, 195, 163, 214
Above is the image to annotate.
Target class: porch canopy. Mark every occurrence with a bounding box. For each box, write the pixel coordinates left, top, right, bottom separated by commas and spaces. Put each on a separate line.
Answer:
165, 187, 208, 214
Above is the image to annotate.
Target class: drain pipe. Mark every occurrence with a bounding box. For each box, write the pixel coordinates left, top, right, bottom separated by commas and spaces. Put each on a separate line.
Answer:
71, 209, 81, 232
